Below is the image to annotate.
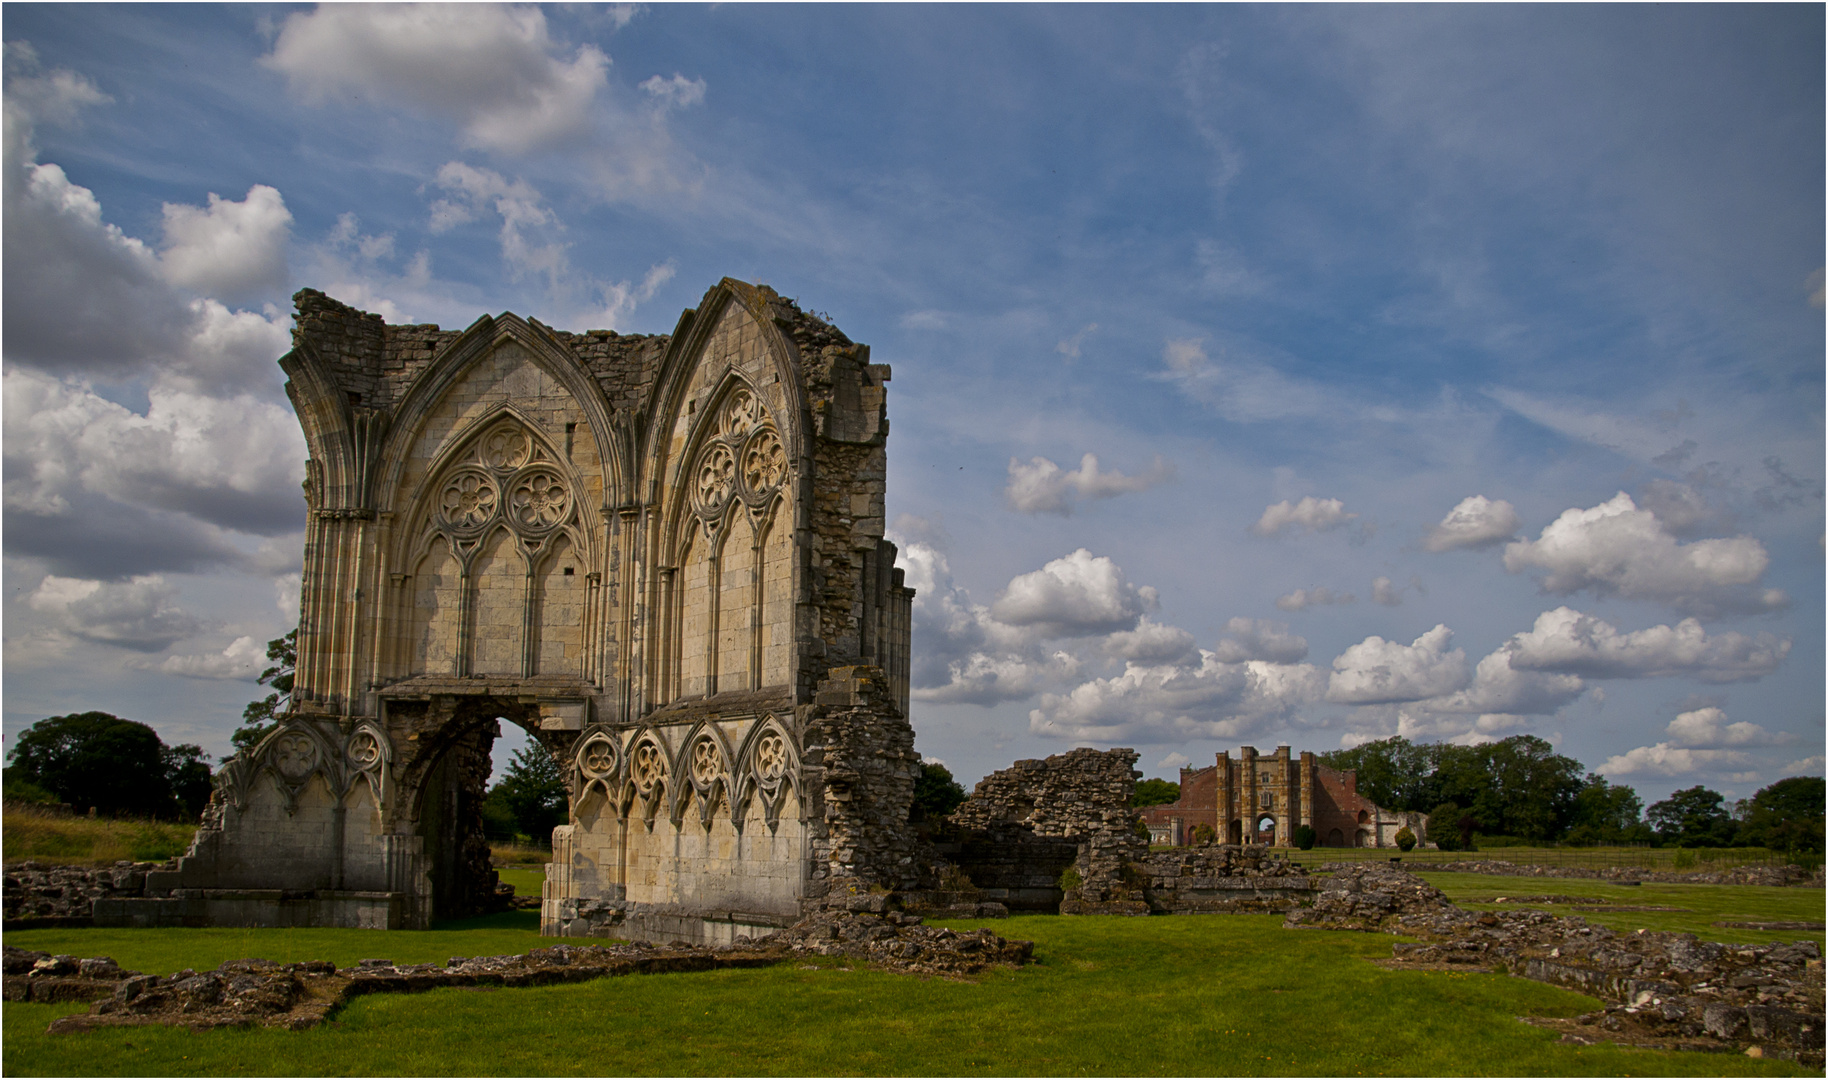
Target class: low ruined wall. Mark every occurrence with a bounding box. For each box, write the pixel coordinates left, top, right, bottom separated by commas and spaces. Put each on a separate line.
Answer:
4, 861, 172, 925
1427, 859, 1823, 887
1142, 845, 1313, 913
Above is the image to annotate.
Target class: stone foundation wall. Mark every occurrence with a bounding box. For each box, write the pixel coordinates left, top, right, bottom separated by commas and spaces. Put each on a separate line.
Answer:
4, 861, 172, 924
1142, 845, 1313, 913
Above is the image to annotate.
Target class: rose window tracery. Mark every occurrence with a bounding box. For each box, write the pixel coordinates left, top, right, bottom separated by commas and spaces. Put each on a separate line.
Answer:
742, 429, 786, 495
755, 733, 787, 781
440, 473, 497, 528
632, 741, 665, 794
347, 732, 382, 769
694, 445, 736, 512
579, 737, 616, 780
482, 427, 531, 470
273, 734, 318, 781
691, 739, 722, 785
688, 386, 788, 531
509, 470, 570, 531
424, 421, 578, 553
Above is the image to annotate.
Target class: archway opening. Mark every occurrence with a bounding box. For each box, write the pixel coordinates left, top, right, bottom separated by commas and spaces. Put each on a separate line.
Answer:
1326, 827, 1344, 847
403, 697, 564, 921
1255, 814, 1276, 845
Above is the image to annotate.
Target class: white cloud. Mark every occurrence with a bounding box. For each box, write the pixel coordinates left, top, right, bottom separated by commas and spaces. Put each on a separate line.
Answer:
1503, 606, 1790, 683
1781, 755, 1824, 776
26, 574, 207, 652
1637, 479, 1719, 539
1158, 337, 1331, 422
1370, 575, 1425, 606
912, 651, 1081, 706
136, 635, 265, 681
1327, 624, 1470, 705
1599, 743, 1751, 778
1417, 647, 1585, 717
1103, 618, 1199, 666
3, 368, 307, 536
1275, 586, 1355, 612
263, 3, 610, 155
1028, 653, 1325, 742
430, 162, 567, 287
1210, 617, 1309, 664
639, 73, 706, 111
1157, 751, 1192, 770
1250, 495, 1356, 537
1664, 707, 1782, 749
3, 42, 111, 131
1503, 492, 1784, 617
592, 261, 677, 331
1004, 452, 1173, 515
1424, 494, 1519, 552
1056, 322, 1098, 358
158, 185, 292, 301
990, 548, 1157, 638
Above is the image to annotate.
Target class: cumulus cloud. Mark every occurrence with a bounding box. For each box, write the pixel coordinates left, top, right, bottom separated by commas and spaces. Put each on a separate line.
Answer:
1157, 751, 1192, 770
1371, 575, 1425, 606
913, 650, 1082, 706
135, 635, 266, 681
1424, 494, 1519, 552
1503, 492, 1785, 617
4, 369, 307, 536
430, 162, 567, 286
1664, 707, 1784, 749
896, 540, 1051, 705
1417, 648, 1585, 717
1004, 453, 1173, 515
1210, 617, 1309, 664
1327, 624, 1470, 705
1275, 586, 1355, 612
1599, 743, 1751, 778
1029, 654, 1325, 742
1637, 479, 1721, 539
158, 186, 292, 302
1502, 606, 1790, 683
263, 4, 611, 155
3, 63, 295, 388
1250, 495, 1357, 538
1103, 618, 1199, 666
27, 575, 207, 652
990, 549, 1157, 638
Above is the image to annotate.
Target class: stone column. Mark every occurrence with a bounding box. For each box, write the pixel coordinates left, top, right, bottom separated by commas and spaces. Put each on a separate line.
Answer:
1215, 751, 1232, 843
1240, 746, 1258, 844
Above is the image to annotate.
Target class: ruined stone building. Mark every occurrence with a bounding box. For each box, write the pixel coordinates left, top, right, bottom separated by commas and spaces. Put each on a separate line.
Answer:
1139, 746, 1427, 849
104, 279, 921, 943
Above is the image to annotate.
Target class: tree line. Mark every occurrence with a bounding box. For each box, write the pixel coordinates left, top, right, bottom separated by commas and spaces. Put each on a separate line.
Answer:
1317, 735, 1822, 853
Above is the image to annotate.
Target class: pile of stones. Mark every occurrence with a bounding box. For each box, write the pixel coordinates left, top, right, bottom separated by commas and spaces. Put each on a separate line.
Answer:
4, 861, 174, 924
1286, 863, 1824, 1065
1427, 859, 1822, 888
753, 908, 1033, 975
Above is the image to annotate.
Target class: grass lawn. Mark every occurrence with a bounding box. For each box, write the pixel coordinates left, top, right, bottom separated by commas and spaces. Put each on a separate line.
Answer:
2, 811, 195, 865
1421, 872, 1827, 946
4, 912, 1815, 1077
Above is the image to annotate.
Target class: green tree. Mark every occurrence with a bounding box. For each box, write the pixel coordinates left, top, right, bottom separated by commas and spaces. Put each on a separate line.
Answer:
1131, 778, 1181, 808
482, 742, 569, 842
4, 712, 198, 819
1647, 785, 1737, 847
1294, 824, 1317, 850
911, 761, 968, 820
1565, 774, 1649, 845
1737, 776, 1825, 853
1393, 826, 1416, 852
1317, 737, 1441, 811
1427, 802, 1463, 852
231, 630, 296, 756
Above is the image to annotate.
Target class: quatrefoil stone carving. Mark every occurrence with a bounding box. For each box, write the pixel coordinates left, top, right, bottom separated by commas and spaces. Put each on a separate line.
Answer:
755, 734, 787, 781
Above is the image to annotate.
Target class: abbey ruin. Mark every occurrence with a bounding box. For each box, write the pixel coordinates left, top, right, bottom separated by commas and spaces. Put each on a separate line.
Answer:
100, 279, 921, 943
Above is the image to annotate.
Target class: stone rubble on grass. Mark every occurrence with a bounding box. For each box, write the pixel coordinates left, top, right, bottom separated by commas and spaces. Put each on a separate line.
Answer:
3, 861, 175, 924
1286, 862, 1825, 1066
4, 906, 1035, 1034
1424, 859, 1823, 888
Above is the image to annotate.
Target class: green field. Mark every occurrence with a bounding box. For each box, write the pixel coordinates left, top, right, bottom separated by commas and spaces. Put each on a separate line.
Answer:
1424, 872, 1826, 945
4, 887, 1819, 1077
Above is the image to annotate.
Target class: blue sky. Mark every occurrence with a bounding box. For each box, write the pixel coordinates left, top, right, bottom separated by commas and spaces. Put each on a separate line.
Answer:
3, 4, 1821, 805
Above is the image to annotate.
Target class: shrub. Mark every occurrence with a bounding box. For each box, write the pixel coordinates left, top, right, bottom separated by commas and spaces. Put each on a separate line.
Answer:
1427, 802, 1462, 852
1672, 848, 1698, 870
1294, 825, 1317, 850
1058, 866, 1083, 892
1190, 823, 1216, 845
1393, 826, 1416, 852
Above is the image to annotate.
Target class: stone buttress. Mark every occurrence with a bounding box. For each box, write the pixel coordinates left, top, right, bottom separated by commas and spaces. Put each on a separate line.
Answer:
101, 279, 915, 943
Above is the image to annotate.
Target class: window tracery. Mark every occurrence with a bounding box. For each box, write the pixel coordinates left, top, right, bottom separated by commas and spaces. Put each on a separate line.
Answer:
687, 387, 787, 536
